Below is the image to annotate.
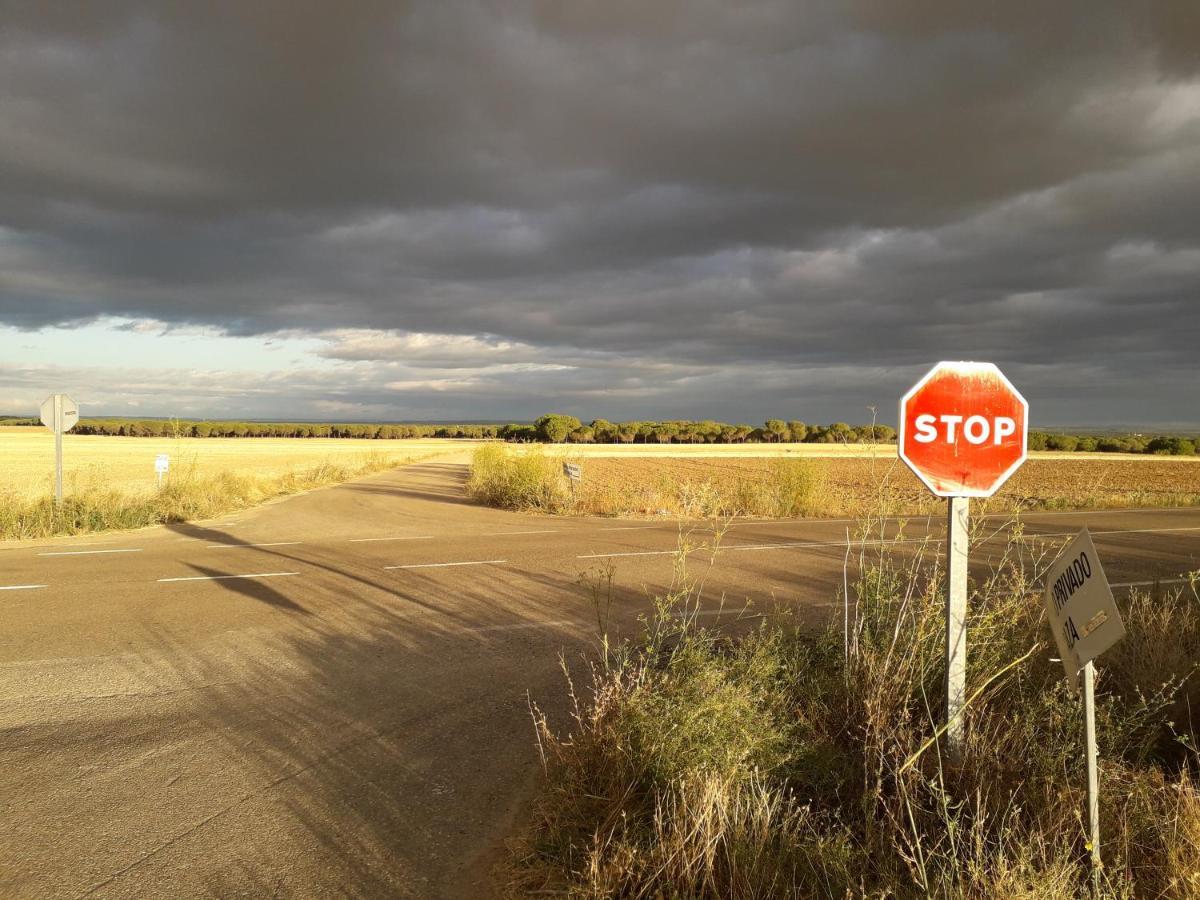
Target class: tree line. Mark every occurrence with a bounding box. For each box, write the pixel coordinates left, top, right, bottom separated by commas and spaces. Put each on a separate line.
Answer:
2, 414, 1194, 455
0, 417, 500, 439
512, 414, 1198, 455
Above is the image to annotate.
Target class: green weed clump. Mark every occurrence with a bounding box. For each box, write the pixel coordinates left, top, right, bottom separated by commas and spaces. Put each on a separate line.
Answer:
467, 444, 572, 512
0, 452, 417, 540
511, 526, 1200, 898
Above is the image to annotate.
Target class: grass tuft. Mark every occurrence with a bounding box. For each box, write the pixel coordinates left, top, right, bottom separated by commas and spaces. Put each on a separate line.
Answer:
467, 444, 572, 512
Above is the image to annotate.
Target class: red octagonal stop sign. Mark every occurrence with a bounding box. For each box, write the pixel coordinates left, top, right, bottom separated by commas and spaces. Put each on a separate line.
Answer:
899, 361, 1029, 497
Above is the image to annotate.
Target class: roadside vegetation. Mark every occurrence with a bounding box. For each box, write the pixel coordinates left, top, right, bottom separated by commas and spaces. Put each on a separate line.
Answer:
509, 523, 1200, 898
467, 445, 827, 518
0, 451, 429, 540
468, 446, 1200, 519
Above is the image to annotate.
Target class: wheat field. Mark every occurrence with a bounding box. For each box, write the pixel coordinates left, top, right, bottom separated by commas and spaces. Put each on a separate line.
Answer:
0, 426, 476, 497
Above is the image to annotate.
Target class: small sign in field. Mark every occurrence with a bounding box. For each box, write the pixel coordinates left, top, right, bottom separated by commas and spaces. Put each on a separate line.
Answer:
155, 453, 170, 485
563, 462, 582, 481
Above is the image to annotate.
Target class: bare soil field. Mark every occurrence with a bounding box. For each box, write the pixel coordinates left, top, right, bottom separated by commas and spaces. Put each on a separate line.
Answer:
570, 454, 1200, 517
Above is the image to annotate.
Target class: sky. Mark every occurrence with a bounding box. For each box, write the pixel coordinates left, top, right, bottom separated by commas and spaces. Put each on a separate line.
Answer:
1, 2, 1198, 426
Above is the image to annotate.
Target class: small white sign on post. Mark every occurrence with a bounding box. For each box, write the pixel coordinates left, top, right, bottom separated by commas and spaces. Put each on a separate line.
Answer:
562, 462, 581, 482
39, 393, 80, 505
1043, 527, 1126, 891
1044, 528, 1126, 684
155, 454, 170, 486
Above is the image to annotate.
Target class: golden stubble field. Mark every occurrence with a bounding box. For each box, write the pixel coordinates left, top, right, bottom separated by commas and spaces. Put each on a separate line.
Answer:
0, 427, 476, 496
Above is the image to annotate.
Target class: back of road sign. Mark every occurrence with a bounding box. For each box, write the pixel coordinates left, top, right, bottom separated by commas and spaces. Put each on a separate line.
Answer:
40, 394, 79, 434
1043, 527, 1125, 683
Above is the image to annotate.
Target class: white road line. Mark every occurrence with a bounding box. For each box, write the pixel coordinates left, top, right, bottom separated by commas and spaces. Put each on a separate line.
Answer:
205, 542, 303, 549
468, 620, 579, 633
38, 548, 143, 557
577, 521, 1200, 561
577, 536, 932, 560
348, 536, 435, 543
1110, 577, 1190, 589
597, 525, 658, 531
384, 560, 507, 570
1020, 525, 1200, 540
157, 572, 300, 583
0, 584, 47, 591
485, 529, 558, 536
577, 548, 677, 559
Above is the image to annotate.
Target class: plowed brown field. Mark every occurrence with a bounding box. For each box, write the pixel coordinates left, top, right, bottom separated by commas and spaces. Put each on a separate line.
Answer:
571, 455, 1200, 518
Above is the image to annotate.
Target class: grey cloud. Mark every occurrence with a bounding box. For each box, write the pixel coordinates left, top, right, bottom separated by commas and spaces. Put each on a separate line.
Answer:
0, 1, 1197, 423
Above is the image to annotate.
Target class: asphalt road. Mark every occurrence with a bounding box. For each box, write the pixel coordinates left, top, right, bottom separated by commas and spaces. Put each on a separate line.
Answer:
3, 457, 1198, 898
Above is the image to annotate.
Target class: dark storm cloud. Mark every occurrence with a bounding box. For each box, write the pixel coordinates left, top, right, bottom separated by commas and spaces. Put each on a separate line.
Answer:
1, 1, 1197, 422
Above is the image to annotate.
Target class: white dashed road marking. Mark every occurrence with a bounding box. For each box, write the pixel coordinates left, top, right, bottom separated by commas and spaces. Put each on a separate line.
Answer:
384, 560, 507, 570
157, 572, 301, 583
348, 536, 435, 543
1110, 577, 1190, 589
0, 584, 47, 591
485, 530, 558, 536
39, 548, 143, 557
205, 542, 303, 549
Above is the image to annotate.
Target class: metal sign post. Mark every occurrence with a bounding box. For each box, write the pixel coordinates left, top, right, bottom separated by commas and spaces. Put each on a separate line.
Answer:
1083, 659, 1100, 894
39, 394, 80, 506
563, 461, 581, 502
1043, 527, 1125, 893
898, 362, 1029, 759
945, 495, 969, 754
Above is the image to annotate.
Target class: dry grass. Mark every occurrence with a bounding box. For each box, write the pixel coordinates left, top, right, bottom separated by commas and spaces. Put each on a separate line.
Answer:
0, 429, 471, 540
509, 523, 1200, 898
0, 426, 476, 495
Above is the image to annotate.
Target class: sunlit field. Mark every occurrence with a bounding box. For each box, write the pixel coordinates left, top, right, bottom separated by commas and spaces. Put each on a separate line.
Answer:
506, 440, 1177, 461
0, 426, 476, 496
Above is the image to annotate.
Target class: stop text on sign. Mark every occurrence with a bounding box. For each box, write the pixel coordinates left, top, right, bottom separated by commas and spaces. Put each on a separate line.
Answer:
913, 414, 1017, 446
898, 361, 1029, 498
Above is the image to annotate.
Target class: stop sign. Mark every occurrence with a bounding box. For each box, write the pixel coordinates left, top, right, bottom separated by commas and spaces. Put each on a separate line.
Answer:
898, 361, 1028, 497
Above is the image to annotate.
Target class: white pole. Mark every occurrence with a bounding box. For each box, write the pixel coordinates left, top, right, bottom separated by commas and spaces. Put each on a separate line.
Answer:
946, 495, 969, 758
54, 394, 64, 506
1083, 659, 1101, 893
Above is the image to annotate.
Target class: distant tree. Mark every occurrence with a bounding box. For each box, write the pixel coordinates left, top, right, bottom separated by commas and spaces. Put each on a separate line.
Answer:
1028, 431, 1049, 451
534, 414, 582, 443
765, 419, 787, 442
786, 421, 808, 442
1046, 434, 1079, 452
